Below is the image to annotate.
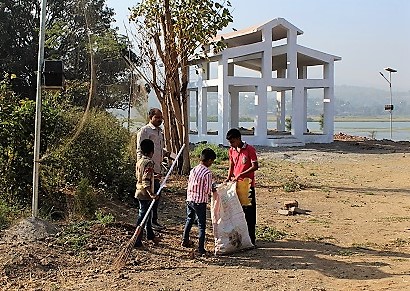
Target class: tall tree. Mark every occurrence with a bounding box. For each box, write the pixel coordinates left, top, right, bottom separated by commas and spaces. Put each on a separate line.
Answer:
0, 0, 131, 109
46, 0, 131, 109
0, 0, 40, 98
129, 0, 232, 174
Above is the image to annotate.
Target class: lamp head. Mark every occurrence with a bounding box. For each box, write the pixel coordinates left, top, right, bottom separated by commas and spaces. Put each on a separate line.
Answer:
384, 67, 397, 73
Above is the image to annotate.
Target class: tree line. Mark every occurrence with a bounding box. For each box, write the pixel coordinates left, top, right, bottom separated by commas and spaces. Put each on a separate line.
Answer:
0, 0, 233, 223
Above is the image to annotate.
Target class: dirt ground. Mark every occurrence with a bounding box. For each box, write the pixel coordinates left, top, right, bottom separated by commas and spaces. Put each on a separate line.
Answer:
1, 137, 410, 291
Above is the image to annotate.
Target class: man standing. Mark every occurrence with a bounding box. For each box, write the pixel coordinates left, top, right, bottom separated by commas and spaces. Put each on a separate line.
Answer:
136, 108, 170, 229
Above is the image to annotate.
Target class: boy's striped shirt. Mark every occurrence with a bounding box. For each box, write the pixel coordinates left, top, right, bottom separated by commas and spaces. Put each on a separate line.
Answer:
187, 164, 213, 203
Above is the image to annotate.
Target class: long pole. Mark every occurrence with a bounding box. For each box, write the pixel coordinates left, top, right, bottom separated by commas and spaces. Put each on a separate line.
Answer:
32, 0, 47, 218
113, 144, 185, 269
137, 144, 185, 227
388, 71, 393, 140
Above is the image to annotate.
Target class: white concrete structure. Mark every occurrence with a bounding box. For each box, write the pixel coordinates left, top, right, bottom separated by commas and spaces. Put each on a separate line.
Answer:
188, 18, 341, 147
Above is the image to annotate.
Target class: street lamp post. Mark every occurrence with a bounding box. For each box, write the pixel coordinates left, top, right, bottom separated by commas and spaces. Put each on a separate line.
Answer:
32, 0, 47, 218
379, 67, 397, 140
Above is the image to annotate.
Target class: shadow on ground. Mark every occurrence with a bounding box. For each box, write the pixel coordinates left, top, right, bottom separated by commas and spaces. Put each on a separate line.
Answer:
207, 239, 410, 280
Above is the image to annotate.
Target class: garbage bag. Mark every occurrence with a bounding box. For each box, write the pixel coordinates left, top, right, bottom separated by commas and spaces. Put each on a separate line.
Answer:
211, 182, 254, 255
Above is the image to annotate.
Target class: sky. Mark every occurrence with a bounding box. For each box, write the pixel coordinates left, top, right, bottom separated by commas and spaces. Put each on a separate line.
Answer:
106, 0, 410, 92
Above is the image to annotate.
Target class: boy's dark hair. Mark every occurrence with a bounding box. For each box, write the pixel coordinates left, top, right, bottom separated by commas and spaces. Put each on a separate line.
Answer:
226, 128, 241, 140
140, 139, 154, 155
201, 148, 216, 162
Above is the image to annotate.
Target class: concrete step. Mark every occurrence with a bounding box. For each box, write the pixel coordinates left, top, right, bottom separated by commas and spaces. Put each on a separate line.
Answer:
267, 135, 305, 147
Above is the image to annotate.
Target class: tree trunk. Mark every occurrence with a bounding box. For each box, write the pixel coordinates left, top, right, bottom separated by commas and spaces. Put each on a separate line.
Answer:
180, 60, 191, 174
150, 0, 191, 175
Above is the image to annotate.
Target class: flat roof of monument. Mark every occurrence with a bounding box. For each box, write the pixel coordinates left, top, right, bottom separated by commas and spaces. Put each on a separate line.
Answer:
214, 18, 304, 47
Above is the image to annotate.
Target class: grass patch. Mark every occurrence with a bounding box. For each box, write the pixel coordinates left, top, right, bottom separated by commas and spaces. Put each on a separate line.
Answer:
73, 178, 97, 219
208, 162, 229, 181
0, 201, 11, 230
256, 225, 287, 241
95, 210, 115, 225
57, 221, 92, 252
57, 211, 116, 253
320, 187, 330, 192
307, 218, 330, 225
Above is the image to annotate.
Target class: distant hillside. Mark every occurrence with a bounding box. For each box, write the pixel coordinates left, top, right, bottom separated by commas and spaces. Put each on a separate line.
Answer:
116, 85, 410, 120
233, 85, 410, 118
334, 85, 410, 117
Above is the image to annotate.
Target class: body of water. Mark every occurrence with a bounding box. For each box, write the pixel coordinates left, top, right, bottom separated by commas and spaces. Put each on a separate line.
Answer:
190, 121, 410, 141
111, 108, 410, 141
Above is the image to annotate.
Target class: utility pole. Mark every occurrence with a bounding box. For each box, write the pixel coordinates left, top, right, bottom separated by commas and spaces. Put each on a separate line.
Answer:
32, 0, 47, 218
379, 67, 397, 140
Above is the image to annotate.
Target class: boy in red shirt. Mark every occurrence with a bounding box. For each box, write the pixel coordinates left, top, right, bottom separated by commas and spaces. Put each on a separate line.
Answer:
225, 128, 259, 245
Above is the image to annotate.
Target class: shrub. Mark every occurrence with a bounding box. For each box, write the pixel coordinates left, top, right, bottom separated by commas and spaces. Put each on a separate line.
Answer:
285, 116, 292, 131
44, 108, 135, 203
0, 199, 20, 230
0, 200, 11, 230
190, 143, 228, 165
73, 178, 96, 219
282, 176, 306, 192
0, 81, 71, 207
1, 79, 135, 215
319, 113, 324, 130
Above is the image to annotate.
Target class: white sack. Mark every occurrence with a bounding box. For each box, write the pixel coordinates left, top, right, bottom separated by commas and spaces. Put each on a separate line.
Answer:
211, 182, 254, 255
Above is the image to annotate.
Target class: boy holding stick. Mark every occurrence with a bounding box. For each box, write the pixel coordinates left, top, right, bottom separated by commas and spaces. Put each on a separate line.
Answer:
134, 139, 160, 248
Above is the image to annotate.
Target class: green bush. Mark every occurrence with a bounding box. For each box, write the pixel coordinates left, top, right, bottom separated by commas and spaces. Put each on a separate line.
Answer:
49, 109, 134, 199
0, 80, 71, 207
190, 143, 229, 165
37, 107, 135, 213
319, 113, 324, 130
0, 77, 135, 215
